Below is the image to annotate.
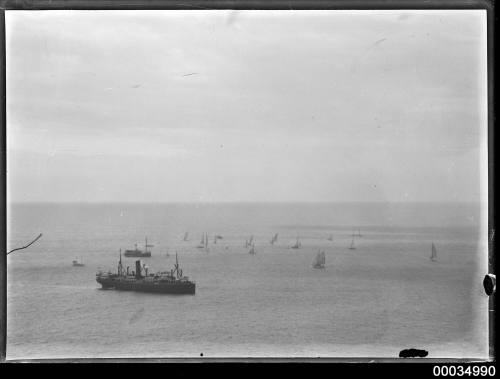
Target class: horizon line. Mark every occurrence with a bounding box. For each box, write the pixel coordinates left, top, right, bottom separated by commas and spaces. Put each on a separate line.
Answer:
6, 200, 484, 205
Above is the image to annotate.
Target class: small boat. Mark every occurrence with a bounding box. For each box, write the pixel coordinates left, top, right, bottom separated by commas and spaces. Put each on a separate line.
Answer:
348, 235, 356, 250
312, 250, 325, 269
270, 233, 278, 245
356, 229, 362, 237
183, 232, 189, 241
248, 244, 256, 255
430, 242, 437, 262
327, 234, 333, 241
72, 257, 85, 267
291, 236, 301, 249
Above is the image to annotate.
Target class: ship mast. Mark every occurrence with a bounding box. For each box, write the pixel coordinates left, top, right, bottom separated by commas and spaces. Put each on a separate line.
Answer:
145, 236, 154, 254
118, 249, 123, 276
174, 252, 183, 278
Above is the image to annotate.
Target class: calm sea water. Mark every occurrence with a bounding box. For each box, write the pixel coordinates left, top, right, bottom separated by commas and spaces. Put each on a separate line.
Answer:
6, 202, 489, 359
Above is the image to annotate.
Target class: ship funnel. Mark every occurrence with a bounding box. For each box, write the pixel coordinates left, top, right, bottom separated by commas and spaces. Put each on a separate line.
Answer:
135, 260, 142, 279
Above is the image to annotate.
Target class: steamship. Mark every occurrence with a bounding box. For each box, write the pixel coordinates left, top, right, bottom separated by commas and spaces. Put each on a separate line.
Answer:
96, 252, 195, 294
124, 237, 153, 257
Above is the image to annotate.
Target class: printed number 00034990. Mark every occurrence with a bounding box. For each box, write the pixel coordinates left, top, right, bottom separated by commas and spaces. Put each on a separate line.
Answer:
433, 366, 496, 376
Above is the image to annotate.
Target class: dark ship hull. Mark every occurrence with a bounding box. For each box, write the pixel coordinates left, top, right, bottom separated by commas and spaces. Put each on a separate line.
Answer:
96, 275, 195, 294
124, 251, 151, 257
312, 264, 325, 269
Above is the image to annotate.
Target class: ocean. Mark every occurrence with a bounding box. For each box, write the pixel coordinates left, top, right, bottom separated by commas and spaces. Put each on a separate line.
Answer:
6, 202, 489, 359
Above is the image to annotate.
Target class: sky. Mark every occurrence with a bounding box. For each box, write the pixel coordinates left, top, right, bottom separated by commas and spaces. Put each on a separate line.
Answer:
6, 10, 488, 203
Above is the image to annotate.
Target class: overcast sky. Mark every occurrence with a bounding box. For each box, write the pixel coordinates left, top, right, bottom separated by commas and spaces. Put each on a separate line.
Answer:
6, 10, 488, 203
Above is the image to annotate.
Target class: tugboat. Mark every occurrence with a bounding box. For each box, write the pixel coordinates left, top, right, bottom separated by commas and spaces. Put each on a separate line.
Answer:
96, 252, 195, 294
124, 237, 153, 257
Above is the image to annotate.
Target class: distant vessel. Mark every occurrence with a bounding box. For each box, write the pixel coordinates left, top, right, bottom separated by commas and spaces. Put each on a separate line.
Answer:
213, 235, 223, 244
124, 237, 153, 257
348, 235, 356, 250
96, 252, 195, 294
72, 257, 84, 267
327, 234, 333, 241
197, 233, 209, 251
248, 244, 256, 255
270, 233, 278, 245
183, 232, 189, 241
356, 229, 362, 237
197, 233, 204, 248
291, 237, 301, 249
245, 235, 254, 248
312, 250, 325, 269
430, 242, 437, 262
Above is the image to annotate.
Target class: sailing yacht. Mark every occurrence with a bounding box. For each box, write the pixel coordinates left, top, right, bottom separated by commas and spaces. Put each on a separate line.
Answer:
312, 250, 325, 269
430, 242, 437, 262
245, 235, 254, 248
291, 237, 301, 249
270, 233, 278, 245
348, 235, 356, 250
196, 233, 204, 248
